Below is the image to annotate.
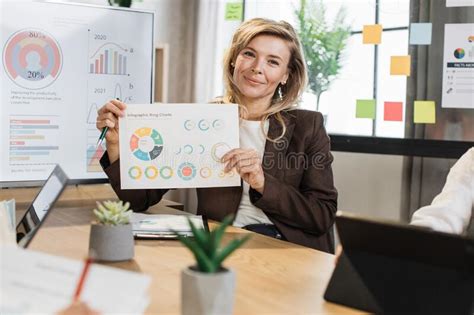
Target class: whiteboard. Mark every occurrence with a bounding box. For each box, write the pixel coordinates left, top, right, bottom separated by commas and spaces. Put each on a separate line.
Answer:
0, 1, 155, 186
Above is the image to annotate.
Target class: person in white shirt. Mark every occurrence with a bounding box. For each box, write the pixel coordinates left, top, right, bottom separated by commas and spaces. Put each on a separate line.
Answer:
411, 147, 474, 234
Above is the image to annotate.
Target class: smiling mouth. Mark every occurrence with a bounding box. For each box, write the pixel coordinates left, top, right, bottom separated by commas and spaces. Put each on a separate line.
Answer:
244, 76, 263, 85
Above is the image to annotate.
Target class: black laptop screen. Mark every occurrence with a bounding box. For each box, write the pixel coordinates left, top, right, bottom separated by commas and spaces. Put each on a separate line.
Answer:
16, 165, 68, 248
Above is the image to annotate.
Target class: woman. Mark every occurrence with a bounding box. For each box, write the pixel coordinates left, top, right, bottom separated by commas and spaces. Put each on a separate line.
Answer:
97, 18, 338, 253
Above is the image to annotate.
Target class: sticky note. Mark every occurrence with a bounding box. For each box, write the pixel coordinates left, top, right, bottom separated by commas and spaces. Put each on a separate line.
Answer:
409, 23, 432, 45
414, 101, 436, 124
390, 55, 411, 76
225, 2, 243, 21
384, 101, 403, 121
363, 24, 383, 44
356, 99, 376, 119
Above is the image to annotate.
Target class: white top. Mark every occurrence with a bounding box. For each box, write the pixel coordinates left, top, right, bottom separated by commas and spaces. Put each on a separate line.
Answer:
411, 147, 474, 234
233, 119, 273, 228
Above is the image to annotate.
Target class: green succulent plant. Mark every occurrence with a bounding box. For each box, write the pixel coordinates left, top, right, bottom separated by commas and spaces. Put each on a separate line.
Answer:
93, 200, 132, 226
176, 215, 251, 273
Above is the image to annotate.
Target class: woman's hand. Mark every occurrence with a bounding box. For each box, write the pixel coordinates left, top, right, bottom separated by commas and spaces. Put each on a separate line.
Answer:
221, 148, 265, 194
96, 100, 126, 163
96, 99, 126, 145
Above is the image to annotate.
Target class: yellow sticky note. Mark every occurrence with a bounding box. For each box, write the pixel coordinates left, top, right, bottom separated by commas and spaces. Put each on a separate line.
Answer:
363, 24, 382, 44
225, 2, 243, 21
391, 55, 411, 76
414, 101, 436, 124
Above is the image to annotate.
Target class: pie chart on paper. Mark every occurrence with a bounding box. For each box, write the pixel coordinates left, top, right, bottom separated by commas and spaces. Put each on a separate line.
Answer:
130, 127, 164, 161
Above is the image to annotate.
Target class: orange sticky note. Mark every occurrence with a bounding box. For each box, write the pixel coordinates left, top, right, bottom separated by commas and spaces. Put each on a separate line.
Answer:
391, 55, 411, 76
384, 102, 403, 121
363, 24, 382, 44
414, 101, 436, 124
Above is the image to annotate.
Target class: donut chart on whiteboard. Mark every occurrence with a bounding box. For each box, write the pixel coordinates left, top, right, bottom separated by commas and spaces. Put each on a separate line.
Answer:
130, 127, 164, 161
2, 29, 63, 90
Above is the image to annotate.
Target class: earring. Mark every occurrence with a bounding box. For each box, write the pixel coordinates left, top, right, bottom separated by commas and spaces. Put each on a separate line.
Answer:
278, 85, 283, 101
230, 62, 235, 67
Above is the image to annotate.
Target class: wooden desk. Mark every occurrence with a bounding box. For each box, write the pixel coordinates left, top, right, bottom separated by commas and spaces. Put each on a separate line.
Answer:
29, 202, 362, 314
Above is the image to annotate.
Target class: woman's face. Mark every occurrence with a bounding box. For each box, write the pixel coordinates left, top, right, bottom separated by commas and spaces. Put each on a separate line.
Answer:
233, 35, 290, 106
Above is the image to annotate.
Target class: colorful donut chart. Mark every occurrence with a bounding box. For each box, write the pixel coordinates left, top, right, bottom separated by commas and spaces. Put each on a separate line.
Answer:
178, 162, 196, 181
128, 166, 142, 180
160, 166, 173, 179
145, 166, 159, 179
199, 167, 212, 178
130, 127, 163, 161
3, 29, 62, 90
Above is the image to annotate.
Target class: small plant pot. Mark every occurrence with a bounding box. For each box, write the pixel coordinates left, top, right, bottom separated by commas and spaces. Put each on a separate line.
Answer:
181, 266, 235, 315
88, 223, 134, 262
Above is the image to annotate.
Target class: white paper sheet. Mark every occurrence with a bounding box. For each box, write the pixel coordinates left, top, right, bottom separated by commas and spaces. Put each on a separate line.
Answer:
441, 24, 474, 109
0, 247, 151, 315
132, 213, 205, 232
119, 103, 240, 189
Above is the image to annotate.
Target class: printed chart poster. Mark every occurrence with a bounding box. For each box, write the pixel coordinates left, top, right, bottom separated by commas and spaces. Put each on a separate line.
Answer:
442, 24, 474, 109
446, 0, 474, 7
120, 104, 240, 189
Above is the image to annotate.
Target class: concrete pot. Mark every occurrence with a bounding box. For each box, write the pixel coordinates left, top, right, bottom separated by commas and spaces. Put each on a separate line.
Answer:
182, 266, 235, 315
88, 223, 134, 262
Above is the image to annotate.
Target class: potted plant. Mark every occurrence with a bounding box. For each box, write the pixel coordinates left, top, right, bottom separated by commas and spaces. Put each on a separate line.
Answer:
88, 200, 134, 262
177, 215, 251, 315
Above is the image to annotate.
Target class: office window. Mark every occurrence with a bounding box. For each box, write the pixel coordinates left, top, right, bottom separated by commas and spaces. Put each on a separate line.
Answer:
244, 0, 410, 137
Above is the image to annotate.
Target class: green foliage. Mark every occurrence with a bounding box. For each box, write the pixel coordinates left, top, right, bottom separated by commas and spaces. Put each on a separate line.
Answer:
176, 215, 251, 273
93, 200, 132, 226
295, 0, 351, 110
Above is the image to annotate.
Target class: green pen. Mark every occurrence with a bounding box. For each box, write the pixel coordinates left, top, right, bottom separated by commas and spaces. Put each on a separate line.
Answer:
97, 98, 120, 147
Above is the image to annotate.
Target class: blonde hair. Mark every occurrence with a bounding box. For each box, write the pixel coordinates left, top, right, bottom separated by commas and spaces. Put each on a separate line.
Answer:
223, 18, 308, 141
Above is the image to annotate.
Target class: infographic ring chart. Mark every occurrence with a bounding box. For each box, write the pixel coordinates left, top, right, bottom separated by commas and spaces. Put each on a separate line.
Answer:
130, 127, 164, 161
2, 29, 63, 90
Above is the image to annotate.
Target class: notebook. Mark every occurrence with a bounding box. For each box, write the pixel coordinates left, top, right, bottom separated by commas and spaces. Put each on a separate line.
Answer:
16, 165, 69, 248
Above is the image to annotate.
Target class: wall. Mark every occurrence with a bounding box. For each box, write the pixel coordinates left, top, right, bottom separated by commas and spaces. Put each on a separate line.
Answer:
332, 152, 404, 221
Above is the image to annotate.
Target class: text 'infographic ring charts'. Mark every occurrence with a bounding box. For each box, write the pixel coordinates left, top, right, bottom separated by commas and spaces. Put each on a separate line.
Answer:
130, 127, 164, 161
3, 29, 63, 90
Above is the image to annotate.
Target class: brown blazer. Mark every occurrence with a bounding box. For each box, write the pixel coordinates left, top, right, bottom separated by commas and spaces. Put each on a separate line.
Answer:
101, 109, 338, 253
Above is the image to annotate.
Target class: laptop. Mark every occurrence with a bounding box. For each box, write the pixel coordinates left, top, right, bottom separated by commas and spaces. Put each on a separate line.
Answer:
324, 212, 474, 314
16, 165, 69, 248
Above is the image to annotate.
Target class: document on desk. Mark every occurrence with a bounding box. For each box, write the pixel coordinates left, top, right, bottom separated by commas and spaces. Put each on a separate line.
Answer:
131, 213, 206, 237
119, 103, 240, 189
0, 247, 151, 314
